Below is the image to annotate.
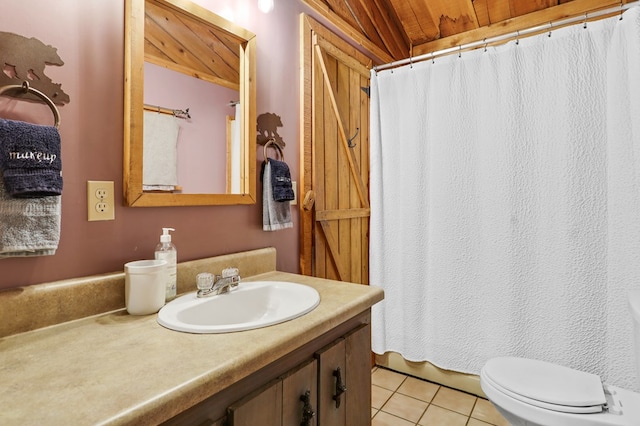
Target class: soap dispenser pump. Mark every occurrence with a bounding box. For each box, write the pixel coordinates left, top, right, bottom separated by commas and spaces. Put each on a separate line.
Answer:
155, 227, 177, 301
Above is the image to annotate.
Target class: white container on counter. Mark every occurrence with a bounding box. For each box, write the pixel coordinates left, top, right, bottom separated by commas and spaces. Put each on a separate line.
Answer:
124, 259, 168, 315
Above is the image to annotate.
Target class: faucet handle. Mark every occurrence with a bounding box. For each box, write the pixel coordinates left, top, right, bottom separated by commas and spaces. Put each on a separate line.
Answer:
222, 267, 239, 278
196, 272, 215, 291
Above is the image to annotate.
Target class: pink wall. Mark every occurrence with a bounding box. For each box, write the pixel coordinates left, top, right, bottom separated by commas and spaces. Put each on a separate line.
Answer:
0, 0, 325, 290
144, 62, 238, 193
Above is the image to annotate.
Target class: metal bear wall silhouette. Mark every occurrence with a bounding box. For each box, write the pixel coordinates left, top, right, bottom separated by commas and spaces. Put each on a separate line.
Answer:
0, 32, 70, 105
256, 112, 285, 148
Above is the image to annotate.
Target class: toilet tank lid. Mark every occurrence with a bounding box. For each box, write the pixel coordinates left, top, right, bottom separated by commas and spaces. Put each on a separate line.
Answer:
629, 290, 640, 324
483, 357, 606, 408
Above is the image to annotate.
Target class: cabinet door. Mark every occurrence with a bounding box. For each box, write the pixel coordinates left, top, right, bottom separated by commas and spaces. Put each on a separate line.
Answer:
227, 378, 282, 426
345, 323, 371, 426
316, 323, 371, 426
282, 358, 318, 426
316, 338, 347, 426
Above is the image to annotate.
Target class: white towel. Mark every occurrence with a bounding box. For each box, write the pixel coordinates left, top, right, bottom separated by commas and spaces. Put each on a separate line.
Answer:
262, 161, 292, 231
0, 179, 61, 257
143, 111, 179, 186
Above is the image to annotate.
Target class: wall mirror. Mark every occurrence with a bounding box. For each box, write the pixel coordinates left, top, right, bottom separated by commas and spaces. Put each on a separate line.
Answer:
124, 0, 256, 206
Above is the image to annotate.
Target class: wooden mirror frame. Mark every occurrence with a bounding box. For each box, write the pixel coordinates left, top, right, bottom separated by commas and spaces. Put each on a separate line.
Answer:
124, 0, 256, 207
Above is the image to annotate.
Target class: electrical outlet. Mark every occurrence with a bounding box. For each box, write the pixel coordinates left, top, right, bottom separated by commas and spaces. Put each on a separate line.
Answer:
87, 181, 115, 221
291, 181, 297, 205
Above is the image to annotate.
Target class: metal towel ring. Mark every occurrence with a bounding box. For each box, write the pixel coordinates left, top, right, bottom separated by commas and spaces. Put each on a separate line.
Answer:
0, 81, 61, 128
263, 138, 284, 162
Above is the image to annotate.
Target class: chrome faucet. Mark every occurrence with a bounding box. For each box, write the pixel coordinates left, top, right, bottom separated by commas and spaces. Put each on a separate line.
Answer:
196, 268, 240, 298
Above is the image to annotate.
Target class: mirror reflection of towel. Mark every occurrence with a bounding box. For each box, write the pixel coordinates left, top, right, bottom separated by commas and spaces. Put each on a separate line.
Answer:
143, 111, 179, 186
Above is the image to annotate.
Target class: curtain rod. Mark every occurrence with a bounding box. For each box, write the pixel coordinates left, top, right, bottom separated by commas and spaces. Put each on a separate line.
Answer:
373, 1, 639, 72
143, 104, 191, 119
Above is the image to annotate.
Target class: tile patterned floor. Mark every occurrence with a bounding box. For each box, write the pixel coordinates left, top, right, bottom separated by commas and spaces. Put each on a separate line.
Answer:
371, 367, 510, 426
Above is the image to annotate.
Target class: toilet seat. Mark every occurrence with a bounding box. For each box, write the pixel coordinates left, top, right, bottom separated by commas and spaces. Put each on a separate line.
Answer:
482, 357, 607, 414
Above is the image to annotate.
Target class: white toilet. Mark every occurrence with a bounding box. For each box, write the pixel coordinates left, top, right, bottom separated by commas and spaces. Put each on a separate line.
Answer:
480, 290, 640, 426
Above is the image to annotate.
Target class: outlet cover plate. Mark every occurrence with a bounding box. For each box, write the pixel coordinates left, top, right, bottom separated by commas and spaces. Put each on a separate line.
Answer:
87, 180, 115, 221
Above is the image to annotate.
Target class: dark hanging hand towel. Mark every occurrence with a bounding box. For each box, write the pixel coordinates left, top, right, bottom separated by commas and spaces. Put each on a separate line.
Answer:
268, 158, 295, 202
0, 119, 63, 198
261, 160, 293, 231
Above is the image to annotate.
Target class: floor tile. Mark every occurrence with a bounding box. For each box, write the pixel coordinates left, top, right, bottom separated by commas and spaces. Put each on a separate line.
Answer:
431, 386, 477, 416
397, 376, 440, 403
372, 367, 407, 391
472, 398, 510, 426
381, 392, 428, 423
372, 384, 394, 409
467, 418, 493, 426
371, 367, 511, 426
372, 410, 416, 426
418, 404, 468, 426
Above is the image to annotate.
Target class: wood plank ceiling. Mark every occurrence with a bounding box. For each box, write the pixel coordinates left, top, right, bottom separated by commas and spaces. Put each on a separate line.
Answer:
145, 0, 241, 89
303, 0, 632, 63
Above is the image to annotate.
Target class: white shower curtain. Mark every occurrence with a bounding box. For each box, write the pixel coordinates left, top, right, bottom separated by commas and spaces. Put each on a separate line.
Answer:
370, 7, 640, 391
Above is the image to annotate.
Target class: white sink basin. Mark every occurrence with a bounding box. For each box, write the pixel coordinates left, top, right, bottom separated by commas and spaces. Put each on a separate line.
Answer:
157, 281, 320, 333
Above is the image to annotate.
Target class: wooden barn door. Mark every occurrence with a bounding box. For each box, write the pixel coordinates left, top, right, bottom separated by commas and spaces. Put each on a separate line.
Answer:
300, 15, 372, 284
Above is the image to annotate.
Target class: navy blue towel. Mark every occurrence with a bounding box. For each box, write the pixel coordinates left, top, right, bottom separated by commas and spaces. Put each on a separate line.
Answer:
268, 158, 294, 202
0, 119, 62, 198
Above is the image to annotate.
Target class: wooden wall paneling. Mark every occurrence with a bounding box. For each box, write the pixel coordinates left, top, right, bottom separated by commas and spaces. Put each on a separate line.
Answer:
326, 0, 388, 54
510, 0, 560, 17
337, 58, 351, 282
301, 15, 374, 281
473, 0, 493, 27
413, 0, 631, 57
314, 46, 329, 278
365, 0, 411, 58
359, 72, 370, 285
422, 0, 480, 38
301, 0, 395, 63
387, 0, 440, 46
349, 0, 408, 60
348, 67, 362, 285
324, 52, 340, 281
300, 15, 314, 276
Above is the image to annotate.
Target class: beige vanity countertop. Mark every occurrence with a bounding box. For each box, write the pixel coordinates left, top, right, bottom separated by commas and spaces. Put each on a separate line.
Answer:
0, 271, 383, 425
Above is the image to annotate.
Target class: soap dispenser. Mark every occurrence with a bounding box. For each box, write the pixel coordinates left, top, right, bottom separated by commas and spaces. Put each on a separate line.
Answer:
155, 227, 177, 301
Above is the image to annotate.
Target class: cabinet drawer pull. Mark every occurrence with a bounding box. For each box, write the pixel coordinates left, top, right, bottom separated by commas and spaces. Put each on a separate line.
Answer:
332, 367, 347, 408
300, 390, 315, 426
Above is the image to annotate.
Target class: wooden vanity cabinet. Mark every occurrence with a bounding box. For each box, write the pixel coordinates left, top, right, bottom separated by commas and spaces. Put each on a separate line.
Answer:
229, 323, 371, 426
228, 359, 318, 425
162, 311, 372, 426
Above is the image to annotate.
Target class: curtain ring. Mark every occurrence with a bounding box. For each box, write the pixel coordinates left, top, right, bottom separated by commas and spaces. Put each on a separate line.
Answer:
516, 30, 520, 45
548, 22, 552, 37
620, 0, 624, 20
483, 38, 487, 52
583, 13, 588, 29
458, 45, 462, 58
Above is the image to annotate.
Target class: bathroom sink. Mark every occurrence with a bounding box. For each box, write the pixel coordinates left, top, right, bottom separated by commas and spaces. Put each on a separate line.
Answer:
156, 281, 320, 333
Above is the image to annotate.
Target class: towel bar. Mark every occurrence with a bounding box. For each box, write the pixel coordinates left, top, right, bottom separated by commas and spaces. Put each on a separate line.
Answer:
264, 138, 284, 162
0, 81, 60, 128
